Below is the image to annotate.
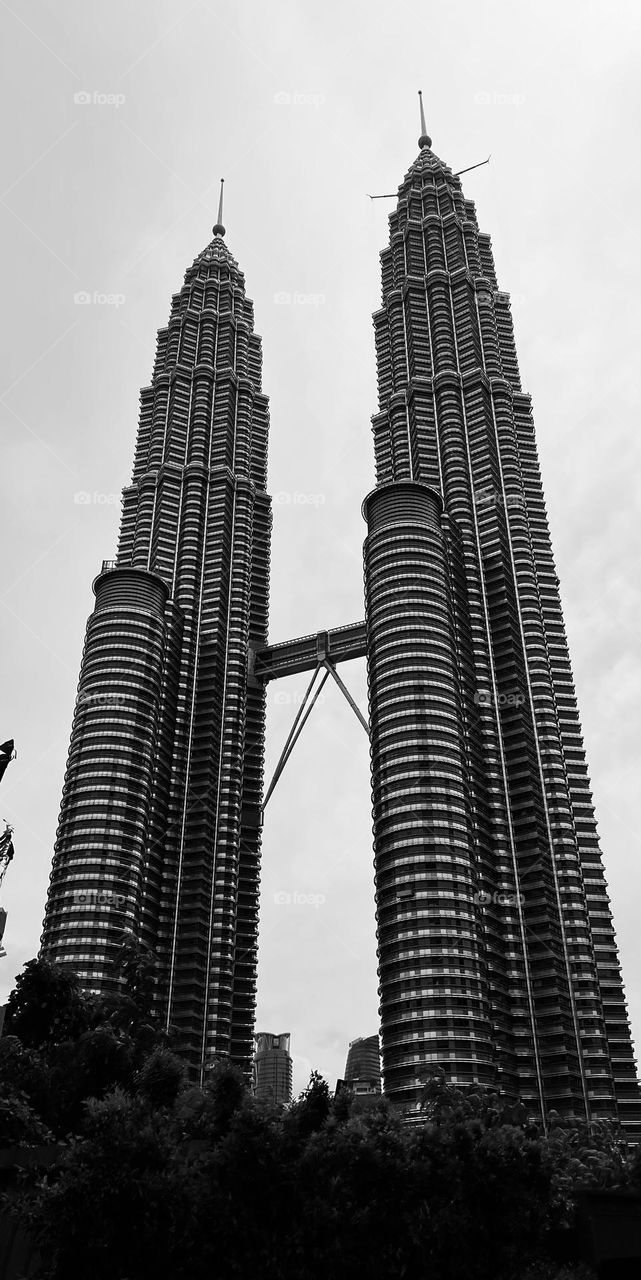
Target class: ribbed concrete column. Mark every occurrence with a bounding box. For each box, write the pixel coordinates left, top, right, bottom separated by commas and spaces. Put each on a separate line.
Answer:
363, 481, 493, 1108
41, 567, 169, 986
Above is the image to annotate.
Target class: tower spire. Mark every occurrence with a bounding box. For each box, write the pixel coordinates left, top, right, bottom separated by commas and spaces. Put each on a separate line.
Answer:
418, 90, 432, 149
213, 177, 225, 236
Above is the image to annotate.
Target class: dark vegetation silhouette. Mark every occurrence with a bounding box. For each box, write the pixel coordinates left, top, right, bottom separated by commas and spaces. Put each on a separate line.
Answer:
1, 955, 639, 1279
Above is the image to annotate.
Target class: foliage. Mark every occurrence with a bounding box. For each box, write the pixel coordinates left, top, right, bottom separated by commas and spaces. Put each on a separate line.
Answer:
14, 1073, 612, 1280
0, 950, 172, 1141
97, 932, 164, 1049
0, 1086, 52, 1147
18, 1091, 195, 1280
3, 963, 638, 1279
283, 1068, 331, 1141
134, 1045, 186, 1110
3, 958, 91, 1048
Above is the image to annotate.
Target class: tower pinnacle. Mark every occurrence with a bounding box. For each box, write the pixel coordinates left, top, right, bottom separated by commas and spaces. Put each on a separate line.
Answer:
418, 89, 432, 149
212, 177, 225, 236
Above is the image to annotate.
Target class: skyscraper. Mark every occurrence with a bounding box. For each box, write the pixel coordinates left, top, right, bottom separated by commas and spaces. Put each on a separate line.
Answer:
344, 1035, 382, 1089
361, 97, 640, 1131
40, 104, 640, 1135
41, 185, 271, 1082
253, 1031, 293, 1104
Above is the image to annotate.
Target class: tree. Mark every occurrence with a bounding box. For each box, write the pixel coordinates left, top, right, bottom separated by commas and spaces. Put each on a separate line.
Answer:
18, 1068, 614, 1280
134, 1046, 186, 1110
93, 932, 171, 1062
3, 958, 91, 1048
19, 1091, 197, 1280
4, 963, 629, 1279
0, 955, 174, 1138
284, 1069, 331, 1142
0, 1086, 52, 1146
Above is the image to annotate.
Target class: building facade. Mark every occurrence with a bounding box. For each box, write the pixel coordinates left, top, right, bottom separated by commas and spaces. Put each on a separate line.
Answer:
344, 1034, 382, 1091
40, 112, 641, 1134
253, 1031, 293, 1104
41, 202, 271, 1082
361, 112, 640, 1131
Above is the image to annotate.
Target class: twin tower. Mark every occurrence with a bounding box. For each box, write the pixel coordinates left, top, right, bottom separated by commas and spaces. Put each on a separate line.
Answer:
41, 108, 641, 1134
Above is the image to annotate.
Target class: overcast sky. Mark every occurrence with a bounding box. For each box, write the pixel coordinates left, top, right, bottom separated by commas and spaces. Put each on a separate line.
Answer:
1, 0, 640, 1096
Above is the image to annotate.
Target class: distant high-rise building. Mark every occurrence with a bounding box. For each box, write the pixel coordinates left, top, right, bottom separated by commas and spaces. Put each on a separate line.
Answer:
253, 1031, 293, 1104
344, 1035, 382, 1091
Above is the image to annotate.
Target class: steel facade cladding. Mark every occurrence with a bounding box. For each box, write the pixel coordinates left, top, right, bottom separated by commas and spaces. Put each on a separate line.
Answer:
40, 126, 640, 1134
363, 131, 640, 1131
41, 230, 272, 1082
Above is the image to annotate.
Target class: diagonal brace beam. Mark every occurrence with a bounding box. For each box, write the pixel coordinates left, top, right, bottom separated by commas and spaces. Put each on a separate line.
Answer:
321, 660, 369, 734
261, 659, 369, 814
262, 665, 329, 812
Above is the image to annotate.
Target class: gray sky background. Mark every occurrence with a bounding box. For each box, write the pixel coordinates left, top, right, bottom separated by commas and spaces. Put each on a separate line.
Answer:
1, 0, 640, 1096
